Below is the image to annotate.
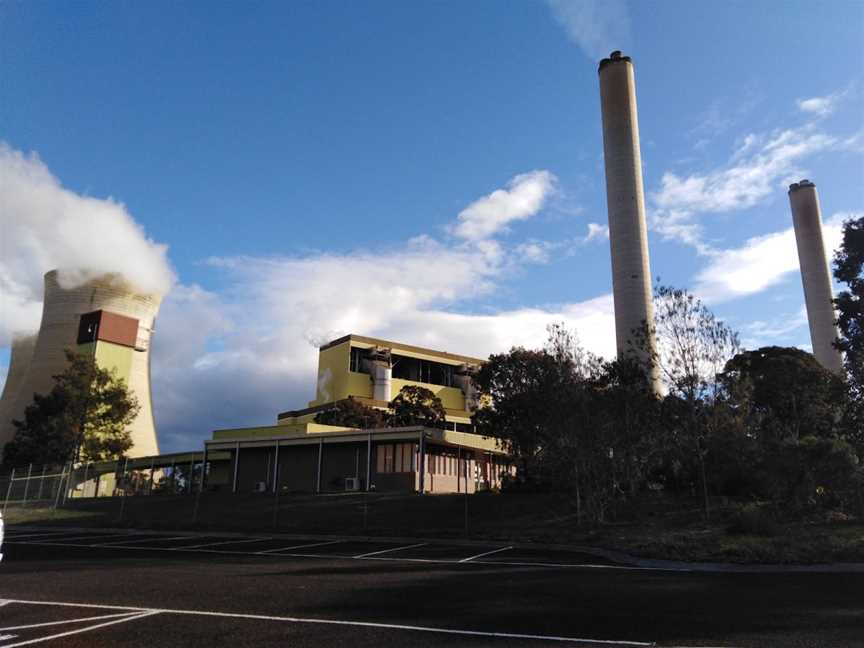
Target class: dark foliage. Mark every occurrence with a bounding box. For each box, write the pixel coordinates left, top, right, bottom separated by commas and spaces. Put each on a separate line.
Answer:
314, 397, 389, 428
3, 350, 138, 467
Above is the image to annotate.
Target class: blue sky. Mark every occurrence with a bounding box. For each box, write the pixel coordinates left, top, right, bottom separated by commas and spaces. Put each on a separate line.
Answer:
1, 1, 862, 451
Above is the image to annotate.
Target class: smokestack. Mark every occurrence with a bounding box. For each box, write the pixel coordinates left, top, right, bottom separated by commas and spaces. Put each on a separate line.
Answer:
0, 270, 162, 458
788, 180, 844, 374
598, 51, 660, 391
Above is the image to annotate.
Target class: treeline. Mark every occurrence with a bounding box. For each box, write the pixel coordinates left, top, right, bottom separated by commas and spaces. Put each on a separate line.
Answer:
472, 215, 863, 524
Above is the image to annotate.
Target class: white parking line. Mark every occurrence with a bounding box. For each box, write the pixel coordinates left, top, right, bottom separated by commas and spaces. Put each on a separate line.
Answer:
459, 546, 513, 563
93, 535, 190, 546
353, 542, 427, 558
0, 610, 159, 647
24, 532, 134, 544
257, 539, 343, 554
0, 610, 143, 631
4, 538, 669, 571
180, 537, 271, 550
2, 531, 72, 540
4, 599, 655, 646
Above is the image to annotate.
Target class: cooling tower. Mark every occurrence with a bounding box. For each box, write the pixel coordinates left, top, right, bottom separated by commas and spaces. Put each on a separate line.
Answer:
598, 51, 660, 391
0, 333, 38, 445
788, 180, 844, 374
0, 270, 162, 458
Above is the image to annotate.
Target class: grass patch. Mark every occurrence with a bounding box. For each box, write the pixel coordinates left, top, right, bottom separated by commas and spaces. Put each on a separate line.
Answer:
4, 492, 862, 565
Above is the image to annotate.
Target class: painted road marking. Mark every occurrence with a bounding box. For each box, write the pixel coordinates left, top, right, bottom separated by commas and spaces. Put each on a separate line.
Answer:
459, 546, 513, 562
0, 610, 144, 631
258, 539, 343, 553
3, 599, 656, 646
4, 538, 673, 571
180, 537, 271, 549
93, 535, 190, 546
353, 542, 427, 558
0, 610, 159, 647
1, 531, 71, 540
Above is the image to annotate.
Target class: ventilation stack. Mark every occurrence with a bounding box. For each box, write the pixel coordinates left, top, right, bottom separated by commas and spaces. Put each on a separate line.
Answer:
0, 270, 162, 458
788, 180, 844, 374
598, 51, 660, 391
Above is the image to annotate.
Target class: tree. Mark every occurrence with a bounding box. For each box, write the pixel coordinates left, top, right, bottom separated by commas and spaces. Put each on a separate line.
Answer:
313, 397, 389, 428
389, 385, 446, 428
720, 346, 850, 442
3, 350, 138, 467
833, 215, 864, 411
472, 346, 567, 486
719, 346, 860, 508
643, 285, 741, 519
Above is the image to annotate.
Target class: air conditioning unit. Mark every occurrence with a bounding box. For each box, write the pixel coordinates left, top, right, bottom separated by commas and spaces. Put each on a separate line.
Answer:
253, 481, 268, 493
344, 477, 361, 491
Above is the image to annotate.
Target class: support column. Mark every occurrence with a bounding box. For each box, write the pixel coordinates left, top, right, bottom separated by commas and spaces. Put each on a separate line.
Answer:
316, 437, 323, 494
366, 432, 372, 491
418, 431, 426, 495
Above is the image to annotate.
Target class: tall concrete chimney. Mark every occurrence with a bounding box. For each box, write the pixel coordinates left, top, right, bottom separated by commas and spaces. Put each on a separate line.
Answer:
788, 180, 844, 374
598, 51, 660, 391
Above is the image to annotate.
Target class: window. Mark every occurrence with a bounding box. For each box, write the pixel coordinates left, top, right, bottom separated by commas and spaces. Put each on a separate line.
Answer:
391, 353, 455, 387
376, 443, 417, 473
350, 347, 369, 373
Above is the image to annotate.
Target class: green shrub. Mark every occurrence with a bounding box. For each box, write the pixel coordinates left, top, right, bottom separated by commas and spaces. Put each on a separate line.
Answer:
727, 504, 781, 537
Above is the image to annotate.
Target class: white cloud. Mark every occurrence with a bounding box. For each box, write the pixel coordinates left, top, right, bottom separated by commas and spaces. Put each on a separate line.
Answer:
0, 147, 612, 451
546, 0, 631, 61
651, 126, 839, 251
691, 212, 852, 304
149, 248, 616, 450
740, 307, 808, 349
797, 87, 850, 117
585, 222, 609, 241
451, 170, 556, 241
0, 143, 175, 345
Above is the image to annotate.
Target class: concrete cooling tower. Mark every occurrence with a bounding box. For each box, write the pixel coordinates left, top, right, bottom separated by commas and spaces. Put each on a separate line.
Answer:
0, 334, 38, 442
0, 270, 162, 459
788, 180, 844, 374
598, 51, 660, 392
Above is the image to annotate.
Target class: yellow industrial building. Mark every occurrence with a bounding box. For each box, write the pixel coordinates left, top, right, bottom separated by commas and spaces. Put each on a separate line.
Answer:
206, 334, 510, 495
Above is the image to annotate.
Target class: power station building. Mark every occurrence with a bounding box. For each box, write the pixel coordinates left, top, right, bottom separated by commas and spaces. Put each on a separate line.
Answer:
0, 270, 162, 458
205, 334, 510, 495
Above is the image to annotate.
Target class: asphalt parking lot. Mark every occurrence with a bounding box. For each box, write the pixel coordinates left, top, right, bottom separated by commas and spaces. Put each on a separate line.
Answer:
1, 527, 862, 647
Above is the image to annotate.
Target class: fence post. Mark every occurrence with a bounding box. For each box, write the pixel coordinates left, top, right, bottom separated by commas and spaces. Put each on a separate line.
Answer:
36, 465, 47, 501
81, 462, 90, 499
232, 441, 240, 494
192, 447, 208, 525
118, 457, 129, 523
272, 441, 281, 529
147, 456, 155, 495
3, 468, 15, 515
53, 463, 67, 510
21, 463, 33, 505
